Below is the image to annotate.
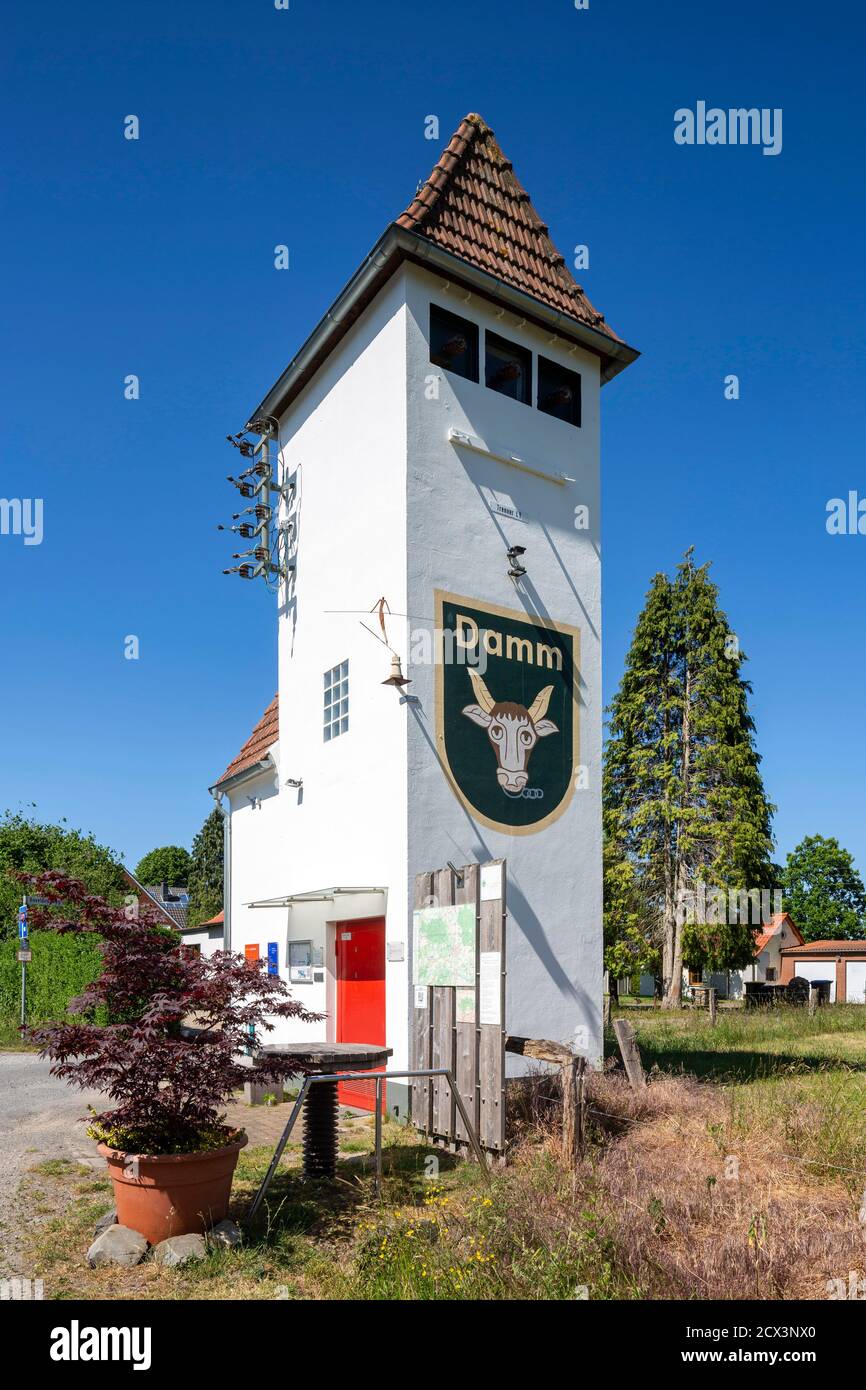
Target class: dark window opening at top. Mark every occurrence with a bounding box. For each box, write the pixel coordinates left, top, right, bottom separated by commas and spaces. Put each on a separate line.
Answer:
485, 331, 532, 404
537, 355, 582, 427
429, 304, 479, 382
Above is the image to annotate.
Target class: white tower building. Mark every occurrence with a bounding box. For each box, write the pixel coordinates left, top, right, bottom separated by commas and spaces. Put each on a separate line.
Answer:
211, 114, 637, 1117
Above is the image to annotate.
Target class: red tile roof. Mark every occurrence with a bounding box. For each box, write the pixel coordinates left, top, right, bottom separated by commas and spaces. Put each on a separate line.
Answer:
397, 113, 622, 344
215, 694, 278, 787
780, 939, 866, 955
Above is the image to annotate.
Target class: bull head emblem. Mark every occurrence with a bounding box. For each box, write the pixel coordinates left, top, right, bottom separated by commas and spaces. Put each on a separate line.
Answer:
462, 669, 559, 795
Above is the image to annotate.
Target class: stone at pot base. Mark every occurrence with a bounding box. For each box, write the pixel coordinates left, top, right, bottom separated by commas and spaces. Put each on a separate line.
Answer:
87, 1224, 148, 1268
207, 1218, 242, 1249
152, 1233, 207, 1266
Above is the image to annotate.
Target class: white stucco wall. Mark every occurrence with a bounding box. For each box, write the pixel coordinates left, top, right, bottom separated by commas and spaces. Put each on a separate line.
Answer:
180, 925, 224, 957
404, 264, 604, 1065
227, 272, 410, 1059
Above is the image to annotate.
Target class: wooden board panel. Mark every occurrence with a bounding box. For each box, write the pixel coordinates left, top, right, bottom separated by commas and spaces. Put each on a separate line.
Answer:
478, 859, 506, 1151
410, 871, 433, 1133
431, 983, 456, 1136
412, 859, 505, 1154
429, 868, 455, 1138
454, 863, 479, 1143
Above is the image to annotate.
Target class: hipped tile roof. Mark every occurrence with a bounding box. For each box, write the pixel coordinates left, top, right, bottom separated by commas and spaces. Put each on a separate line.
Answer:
397, 112, 622, 343
182, 910, 224, 932
215, 694, 278, 787
780, 939, 866, 955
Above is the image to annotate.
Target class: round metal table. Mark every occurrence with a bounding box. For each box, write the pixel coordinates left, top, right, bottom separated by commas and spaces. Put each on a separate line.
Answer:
262, 1042, 392, 1179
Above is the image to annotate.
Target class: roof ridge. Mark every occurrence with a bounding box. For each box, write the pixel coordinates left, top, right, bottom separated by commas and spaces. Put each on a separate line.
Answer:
397, 114, 488, 233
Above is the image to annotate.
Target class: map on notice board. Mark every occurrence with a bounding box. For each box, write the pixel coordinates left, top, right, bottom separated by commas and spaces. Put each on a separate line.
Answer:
412, 903, 476, 987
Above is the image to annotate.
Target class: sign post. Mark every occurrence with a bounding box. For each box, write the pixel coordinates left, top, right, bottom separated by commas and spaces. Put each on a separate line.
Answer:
17, 896, 48, 1028
18, 903, 28, 1027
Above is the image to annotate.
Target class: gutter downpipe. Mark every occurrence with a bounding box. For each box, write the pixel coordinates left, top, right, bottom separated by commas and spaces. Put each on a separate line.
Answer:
211, 788, 231, 952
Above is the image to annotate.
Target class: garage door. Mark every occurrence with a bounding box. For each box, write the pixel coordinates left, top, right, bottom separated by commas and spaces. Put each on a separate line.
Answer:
846, 960, 866, 1004
791, 960, 836, 1002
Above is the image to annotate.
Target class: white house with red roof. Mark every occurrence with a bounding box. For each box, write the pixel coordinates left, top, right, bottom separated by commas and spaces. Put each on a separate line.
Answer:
686, 912, 805, 1000
211, 114, 638, 1115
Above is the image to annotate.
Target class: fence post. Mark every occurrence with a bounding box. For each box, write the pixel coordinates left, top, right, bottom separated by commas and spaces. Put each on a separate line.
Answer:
708, 987, 717, 1027
613, 1018, 646, 1091
561, 1055, 586, 1166
808, 984, 818, 1017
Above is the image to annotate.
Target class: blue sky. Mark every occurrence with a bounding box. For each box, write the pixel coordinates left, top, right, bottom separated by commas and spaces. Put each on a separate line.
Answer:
1, 0, 864, 878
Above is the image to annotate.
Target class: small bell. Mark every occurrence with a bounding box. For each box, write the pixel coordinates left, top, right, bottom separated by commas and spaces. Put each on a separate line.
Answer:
382, 654, 411, 687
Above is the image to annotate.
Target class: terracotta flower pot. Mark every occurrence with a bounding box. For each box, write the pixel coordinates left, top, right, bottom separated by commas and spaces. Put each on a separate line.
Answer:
97, 1133, 248, 1246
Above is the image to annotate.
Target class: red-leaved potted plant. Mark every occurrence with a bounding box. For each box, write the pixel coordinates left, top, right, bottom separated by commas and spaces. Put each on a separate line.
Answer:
25, 871, 319, 1246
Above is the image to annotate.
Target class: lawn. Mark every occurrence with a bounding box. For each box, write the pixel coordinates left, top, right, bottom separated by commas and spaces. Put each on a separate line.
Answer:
16, 1003, 866, 1301
624, 1002, 866, 1192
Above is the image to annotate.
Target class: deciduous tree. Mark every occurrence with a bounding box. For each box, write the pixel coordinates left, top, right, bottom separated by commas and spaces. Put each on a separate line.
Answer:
134, 845, 191, 887
187, 808, 224, 929
0, 809, 124, 941
781, 835, 866, 941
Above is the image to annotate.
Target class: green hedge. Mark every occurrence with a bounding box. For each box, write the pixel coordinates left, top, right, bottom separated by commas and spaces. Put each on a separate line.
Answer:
0, 931, 104, 1029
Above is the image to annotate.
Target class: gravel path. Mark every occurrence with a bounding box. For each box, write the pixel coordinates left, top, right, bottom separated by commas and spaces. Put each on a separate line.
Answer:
0, 1053, 107, 1275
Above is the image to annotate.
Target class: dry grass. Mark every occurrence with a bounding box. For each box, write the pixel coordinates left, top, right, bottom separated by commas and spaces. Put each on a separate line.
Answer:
588, 1071, 864, 1299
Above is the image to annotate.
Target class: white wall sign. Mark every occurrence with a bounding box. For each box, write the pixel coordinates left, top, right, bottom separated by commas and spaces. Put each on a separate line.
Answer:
480, 862, 503, 902
479, 951, 501, 1025
387, 941, 405, 962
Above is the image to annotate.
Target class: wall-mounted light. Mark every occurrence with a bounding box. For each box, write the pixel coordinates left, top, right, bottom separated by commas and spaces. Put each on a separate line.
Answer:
382, 655, 411, 688
507, 545, 527, 578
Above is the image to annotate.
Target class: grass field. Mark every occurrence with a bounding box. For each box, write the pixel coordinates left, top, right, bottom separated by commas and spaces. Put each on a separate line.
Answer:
16, 1003, 866, 1301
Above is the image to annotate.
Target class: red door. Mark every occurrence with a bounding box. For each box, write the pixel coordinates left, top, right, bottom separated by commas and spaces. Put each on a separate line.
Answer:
336, 918, 386, 1112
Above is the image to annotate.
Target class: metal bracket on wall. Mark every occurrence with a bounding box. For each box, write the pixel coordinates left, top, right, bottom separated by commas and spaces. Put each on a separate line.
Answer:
447, 426, 576, 486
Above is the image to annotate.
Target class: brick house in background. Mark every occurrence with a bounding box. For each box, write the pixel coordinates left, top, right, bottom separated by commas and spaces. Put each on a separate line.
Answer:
779, 939, 866, 1003
682, 912, 804, 1001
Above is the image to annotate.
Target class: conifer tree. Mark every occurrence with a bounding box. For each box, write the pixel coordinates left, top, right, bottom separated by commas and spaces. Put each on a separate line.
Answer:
187, 808, 224, 929
604, 552, 775, 1006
